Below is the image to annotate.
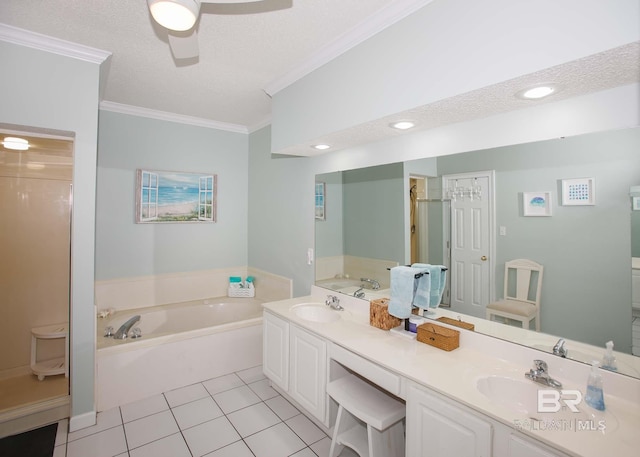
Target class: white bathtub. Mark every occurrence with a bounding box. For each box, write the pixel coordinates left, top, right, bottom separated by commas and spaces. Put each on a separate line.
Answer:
97, 297, 265, 411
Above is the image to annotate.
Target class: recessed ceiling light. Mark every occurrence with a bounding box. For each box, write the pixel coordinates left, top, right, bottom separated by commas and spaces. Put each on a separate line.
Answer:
390, 121, 415, 130
517, 85, 557, 100
2, 137, 29, 151
312, 144, 331, 151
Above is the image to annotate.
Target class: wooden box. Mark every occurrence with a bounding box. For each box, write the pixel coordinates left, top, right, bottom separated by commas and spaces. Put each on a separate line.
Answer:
417, 322, 460, 351
369, 298, 402, 330
436, 316, 475, 331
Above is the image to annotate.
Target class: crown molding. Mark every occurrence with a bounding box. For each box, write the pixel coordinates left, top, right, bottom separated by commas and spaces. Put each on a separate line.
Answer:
0, 23, 111, 64
99, 101, 249, 134
263, 0, 434, 96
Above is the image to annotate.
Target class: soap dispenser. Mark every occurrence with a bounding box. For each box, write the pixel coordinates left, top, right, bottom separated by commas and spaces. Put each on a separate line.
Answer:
601, 340, 618, 372
584, 360, 605, 411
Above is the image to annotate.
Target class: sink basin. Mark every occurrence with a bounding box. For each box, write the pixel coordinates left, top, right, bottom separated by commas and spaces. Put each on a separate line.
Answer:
291, 303, 341, 323
476, 375, 617, 432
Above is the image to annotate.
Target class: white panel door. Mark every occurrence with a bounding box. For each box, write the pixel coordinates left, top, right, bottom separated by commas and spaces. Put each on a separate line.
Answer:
289, 325, 327, 423
406, 383, 492, 457
262, 312, 289, 391
446, 172, 493, 318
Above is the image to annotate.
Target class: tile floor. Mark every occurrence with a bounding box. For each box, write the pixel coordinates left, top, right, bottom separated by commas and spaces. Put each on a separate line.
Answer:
52, 366, 355, 457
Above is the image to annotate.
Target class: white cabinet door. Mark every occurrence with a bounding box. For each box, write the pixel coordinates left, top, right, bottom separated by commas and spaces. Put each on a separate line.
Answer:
406, 383, 492, 457
506, 434, 568, 457
289, 324, 327, 423
262, 311, 289, 391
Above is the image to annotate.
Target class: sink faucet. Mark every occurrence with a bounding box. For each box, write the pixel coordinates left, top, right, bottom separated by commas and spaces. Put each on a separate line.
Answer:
353, 287, 366, 299
525, 360, 563, 389
553, 338, 567, 358
113, 315, 141, 339
360, 278, 380, 290
325, 295, 344, 311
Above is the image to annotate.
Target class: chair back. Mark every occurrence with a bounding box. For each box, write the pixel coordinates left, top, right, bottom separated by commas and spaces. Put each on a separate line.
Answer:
503, 259, 543, 307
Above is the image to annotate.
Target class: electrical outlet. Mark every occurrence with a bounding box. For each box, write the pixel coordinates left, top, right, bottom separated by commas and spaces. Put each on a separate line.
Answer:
499, 226, 507, 236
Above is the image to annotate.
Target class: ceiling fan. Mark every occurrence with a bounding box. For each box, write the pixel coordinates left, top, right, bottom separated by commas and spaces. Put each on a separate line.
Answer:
147, 0, 267, 59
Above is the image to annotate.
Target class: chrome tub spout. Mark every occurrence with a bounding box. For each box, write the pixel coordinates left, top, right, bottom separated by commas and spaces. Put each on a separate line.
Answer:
113, 315, 141, 339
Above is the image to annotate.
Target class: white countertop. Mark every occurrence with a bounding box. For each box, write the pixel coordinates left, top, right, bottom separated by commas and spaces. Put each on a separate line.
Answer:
263, 292, 640, 457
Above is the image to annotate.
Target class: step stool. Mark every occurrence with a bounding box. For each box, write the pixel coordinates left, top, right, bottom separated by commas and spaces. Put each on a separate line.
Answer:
327, 374, 405, 457
30, 323, 68, 381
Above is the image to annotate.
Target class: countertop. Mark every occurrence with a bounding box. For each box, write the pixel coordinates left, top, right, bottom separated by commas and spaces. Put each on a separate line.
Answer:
263, 294, 640, 457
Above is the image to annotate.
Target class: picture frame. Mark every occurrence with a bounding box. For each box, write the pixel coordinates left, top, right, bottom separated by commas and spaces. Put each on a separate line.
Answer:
315, 182, 326, 221
523, 191, 552, 217
633, 196, 640, 211
135, 169, 217, 223
561, 177, 595, 206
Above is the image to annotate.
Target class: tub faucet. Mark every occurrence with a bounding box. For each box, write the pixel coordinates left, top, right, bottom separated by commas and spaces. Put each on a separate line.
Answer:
553, 338, 567, 358
360, 278, 380, 290
353, 287, 366, 299
525, 360, 563, 389
113, 315, 141, 339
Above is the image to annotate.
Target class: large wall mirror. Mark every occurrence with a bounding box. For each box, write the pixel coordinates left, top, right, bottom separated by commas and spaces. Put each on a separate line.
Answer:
315, 127, 640, 378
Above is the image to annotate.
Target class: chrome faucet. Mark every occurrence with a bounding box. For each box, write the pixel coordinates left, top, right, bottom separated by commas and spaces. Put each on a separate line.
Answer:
360, 278, 380, 290
553, 338, 567, 358
325, 295, 344, 311
113, 315, 141, 339
525, 360, 562, 389
353, 287, 366, 299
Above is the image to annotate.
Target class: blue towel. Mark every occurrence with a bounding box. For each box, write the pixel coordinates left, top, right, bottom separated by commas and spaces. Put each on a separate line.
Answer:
389, 266, 421, 319
411, 266, 431, 309
412, 263, 447, 308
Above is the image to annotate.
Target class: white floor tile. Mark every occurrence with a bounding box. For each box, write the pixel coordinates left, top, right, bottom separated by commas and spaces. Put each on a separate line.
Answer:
123, 410, 179, 450
291, 448, 317, 457
226, 402, 281, 437
202, 373, 244, 396
285, 414, 327, 445
55, 419, 68, 446
53, 444, 66, 457
66, 425, 128, 457
265, 395, 300, 421
164, 383, 209, 408
212, 385, 261, 414
182, 416, 241, 457
235, 365, 266, 384
244, 422, 306, 457
120, 394, 169, 423
248, 378, 280, 401
309, 437, 331, 457
68, 407, 123, 442
129, 432, 191, 457
203, 440, 254, 457
172, 396, 224, 430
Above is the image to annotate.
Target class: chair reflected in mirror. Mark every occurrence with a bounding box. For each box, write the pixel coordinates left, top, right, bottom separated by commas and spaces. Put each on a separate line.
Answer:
486, 259, 544, 331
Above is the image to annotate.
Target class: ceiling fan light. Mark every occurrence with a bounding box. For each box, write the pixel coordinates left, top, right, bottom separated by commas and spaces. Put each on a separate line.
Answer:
148, 0, 199, 32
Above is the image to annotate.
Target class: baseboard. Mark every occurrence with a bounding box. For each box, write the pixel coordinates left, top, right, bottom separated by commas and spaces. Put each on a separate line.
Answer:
68, 410, 96, 432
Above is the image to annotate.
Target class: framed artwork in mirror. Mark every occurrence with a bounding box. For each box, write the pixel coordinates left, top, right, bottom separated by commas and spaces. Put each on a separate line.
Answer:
315, 182, 326, 220
135, 169, 217, 223
523, 191, 552, 216
562, 177, 595, 206
633, 196, 640, 211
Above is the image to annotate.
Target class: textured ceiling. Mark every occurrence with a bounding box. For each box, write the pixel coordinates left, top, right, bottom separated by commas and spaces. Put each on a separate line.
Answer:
0, 0, 398, 129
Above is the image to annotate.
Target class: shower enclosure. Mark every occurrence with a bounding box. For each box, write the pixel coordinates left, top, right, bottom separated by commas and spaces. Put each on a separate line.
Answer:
0, 130, 72, 432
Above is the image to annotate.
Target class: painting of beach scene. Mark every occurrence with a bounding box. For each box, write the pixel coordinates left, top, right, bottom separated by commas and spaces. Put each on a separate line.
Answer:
136, 169, 217, 223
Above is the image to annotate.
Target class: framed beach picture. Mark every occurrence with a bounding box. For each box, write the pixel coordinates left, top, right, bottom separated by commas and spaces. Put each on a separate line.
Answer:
315, 182, 326, 220
523, 191, 552, 216
135, 169, 217, 223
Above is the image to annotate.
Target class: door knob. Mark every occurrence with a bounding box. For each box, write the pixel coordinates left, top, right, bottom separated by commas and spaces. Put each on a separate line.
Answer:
481, 256, 487, 261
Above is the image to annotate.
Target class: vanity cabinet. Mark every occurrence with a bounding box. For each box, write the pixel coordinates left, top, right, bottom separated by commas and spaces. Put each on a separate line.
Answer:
406, 382, 492, 457
262, 311, 328, 424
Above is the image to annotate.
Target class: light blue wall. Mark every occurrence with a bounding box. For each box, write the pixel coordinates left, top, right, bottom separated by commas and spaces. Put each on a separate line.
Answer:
315, 172, 343, 258
271, 0, 640, 152
0, 41, 103, 422
96, 111, 249, 279
437, 128, 640, 352
248, 127, 315, 297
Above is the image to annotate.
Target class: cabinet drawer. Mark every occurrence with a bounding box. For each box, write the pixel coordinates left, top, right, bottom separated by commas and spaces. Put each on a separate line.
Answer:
329, 343, 402, 397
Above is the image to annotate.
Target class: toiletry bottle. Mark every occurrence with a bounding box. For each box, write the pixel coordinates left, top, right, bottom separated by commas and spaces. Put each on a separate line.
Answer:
229, 276, 242, 289
245, 276, 255, 289
584, 360, 605, 411
601, 340, 618, 371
